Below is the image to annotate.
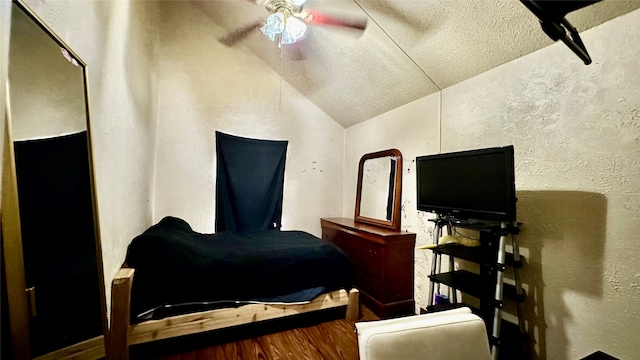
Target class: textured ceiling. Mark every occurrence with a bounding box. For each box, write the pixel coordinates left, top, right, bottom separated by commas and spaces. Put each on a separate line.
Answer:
197, 0, 640, 128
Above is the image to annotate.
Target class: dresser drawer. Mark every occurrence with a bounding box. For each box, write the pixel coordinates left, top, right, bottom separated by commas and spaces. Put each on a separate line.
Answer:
321, 218, 416, 318
350, 252, 381, 279
322, 226, 381, 277
354, 270, 383, 299
346, 233, 382, 270
322, 226, 348, 250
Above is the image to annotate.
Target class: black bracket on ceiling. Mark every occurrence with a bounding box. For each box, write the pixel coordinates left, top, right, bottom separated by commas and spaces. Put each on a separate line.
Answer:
519, 0, 602, 65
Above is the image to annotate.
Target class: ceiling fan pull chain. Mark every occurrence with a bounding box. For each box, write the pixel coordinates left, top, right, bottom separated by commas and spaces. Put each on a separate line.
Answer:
279, 42, 283, 111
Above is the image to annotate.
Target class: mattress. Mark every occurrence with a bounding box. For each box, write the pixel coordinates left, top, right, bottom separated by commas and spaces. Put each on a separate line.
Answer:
125, 216, 353, 322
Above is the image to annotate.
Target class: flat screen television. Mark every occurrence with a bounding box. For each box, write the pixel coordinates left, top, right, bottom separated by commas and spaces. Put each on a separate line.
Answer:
416, 145, 516, 222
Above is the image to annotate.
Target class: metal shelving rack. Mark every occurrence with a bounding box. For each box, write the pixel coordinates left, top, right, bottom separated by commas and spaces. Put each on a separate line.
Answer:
426, 216, 526, 360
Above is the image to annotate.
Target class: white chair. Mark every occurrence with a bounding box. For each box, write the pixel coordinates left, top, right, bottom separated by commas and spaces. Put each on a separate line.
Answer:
355, 307, 491, 360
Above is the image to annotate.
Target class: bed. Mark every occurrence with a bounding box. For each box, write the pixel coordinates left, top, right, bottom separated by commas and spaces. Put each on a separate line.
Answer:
109, 216, 359, 359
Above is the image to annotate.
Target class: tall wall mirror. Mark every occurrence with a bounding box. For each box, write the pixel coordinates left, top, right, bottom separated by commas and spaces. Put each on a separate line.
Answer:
354, 149, 403, 231
1, 1, 107, 359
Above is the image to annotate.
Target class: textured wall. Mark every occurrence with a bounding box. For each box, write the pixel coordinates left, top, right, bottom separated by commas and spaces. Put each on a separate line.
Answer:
345, 92, 440, 309
441, 9, 640, 359
8, 4, 86, 141
5, 2, 638, 358
153, 1, 344, 236
347, 8, 639, 360
16, 0, 160, 310
0, 0, 11, 202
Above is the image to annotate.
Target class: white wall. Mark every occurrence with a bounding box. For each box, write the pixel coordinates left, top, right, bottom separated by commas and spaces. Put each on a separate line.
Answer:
14, 0, 160, 309
153, 1, 344, 236
8, 4, 86, 141
5, 1, 637, 358
0, 0, 11, 200
344, 92, 440, 308
346, 9, 640, 360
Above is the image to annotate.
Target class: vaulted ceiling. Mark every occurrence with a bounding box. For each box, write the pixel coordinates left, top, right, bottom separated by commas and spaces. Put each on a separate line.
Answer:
194, 0, 640, 127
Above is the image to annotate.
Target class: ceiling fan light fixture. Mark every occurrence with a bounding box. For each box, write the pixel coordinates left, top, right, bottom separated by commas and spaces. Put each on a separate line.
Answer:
260, 10, 307, 45
256, 0, 364, 46
281, 16, 307, 44
260, 12, 286, 41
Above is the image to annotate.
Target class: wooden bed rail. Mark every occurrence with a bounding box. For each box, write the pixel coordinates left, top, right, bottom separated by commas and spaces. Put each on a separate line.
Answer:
109, 268, 359, 360
346, 288, 360, 322
110, 268, 135, 360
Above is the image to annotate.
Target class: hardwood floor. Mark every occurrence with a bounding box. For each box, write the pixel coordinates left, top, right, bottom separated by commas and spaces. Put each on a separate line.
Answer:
130, 306, 380, 360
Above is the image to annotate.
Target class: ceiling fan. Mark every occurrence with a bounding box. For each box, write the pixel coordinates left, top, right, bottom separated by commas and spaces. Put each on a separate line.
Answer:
220, 0, 368, 47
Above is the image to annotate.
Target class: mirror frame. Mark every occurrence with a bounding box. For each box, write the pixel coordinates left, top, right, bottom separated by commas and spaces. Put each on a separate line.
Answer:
2, 1, 108, 359
354, 149, 403, 231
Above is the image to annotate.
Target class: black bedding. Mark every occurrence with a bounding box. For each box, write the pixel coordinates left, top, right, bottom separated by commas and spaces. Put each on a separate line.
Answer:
126, 216, 352, 322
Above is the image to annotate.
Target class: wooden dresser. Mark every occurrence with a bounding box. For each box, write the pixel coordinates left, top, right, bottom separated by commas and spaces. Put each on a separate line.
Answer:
320, 217, 416, 318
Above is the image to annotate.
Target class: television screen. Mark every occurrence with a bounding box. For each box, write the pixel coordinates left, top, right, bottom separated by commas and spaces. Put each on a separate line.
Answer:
416, 145, 516, 222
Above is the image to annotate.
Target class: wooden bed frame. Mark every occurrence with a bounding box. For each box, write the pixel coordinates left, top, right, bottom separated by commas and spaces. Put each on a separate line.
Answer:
109, 268, 360, 360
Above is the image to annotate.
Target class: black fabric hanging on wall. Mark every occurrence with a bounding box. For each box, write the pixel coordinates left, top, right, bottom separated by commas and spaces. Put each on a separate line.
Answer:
215, 131, 288, 233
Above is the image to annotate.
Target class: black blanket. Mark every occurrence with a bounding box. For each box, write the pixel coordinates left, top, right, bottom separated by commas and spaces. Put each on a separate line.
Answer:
126, 217, 352, 322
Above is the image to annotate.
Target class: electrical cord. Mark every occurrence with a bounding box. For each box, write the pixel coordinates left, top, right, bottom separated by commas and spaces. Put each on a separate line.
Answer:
448, 220, 481, 241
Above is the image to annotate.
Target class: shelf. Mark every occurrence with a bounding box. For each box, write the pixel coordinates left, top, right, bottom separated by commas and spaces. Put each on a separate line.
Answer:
428, 216, 526, 359
429, 218, 521, 234
428, 270, 524, 302
428, 270, 488, 299
432, 244, 493, 264
430, 244, 525, 268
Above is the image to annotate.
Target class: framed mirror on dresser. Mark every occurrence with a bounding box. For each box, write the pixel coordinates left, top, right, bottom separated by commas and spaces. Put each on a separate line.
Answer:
1, 1, 107, 359
321, 149, 416, 318
354, 149, 403, 231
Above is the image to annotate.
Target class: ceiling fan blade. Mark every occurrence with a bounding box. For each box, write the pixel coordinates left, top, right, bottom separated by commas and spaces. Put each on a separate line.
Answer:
302, 10, 367, 30
218, 20, 263, 46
